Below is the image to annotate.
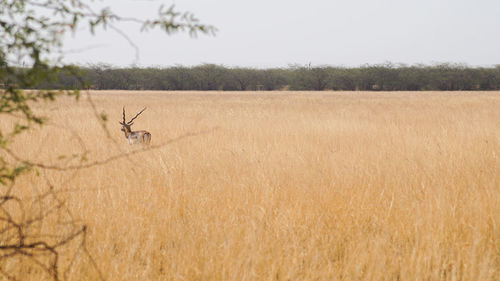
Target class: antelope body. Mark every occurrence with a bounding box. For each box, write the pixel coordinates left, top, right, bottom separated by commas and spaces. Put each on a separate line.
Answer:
120, 107, 151, 145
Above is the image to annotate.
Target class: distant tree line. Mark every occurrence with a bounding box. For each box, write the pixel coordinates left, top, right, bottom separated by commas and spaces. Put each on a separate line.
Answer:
38, 63, 500, 91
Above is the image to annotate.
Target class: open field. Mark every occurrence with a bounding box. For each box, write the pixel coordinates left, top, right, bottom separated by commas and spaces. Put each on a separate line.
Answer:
1, 91, 499, 280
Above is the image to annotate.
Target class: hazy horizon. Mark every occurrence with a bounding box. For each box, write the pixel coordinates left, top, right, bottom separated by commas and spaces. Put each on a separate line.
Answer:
61, 0, 500, 68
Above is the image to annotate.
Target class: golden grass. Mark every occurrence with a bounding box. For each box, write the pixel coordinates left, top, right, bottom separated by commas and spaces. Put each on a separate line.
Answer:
1, 91, 499, 280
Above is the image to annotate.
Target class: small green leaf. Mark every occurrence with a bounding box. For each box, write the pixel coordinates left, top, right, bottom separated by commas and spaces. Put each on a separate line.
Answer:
99, 111, 108, 121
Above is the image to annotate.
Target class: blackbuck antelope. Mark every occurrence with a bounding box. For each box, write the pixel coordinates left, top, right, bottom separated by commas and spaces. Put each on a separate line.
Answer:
120, 107, 151, 145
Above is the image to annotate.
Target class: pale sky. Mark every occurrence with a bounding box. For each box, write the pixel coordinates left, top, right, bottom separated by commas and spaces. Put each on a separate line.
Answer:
62, 0, 500, 68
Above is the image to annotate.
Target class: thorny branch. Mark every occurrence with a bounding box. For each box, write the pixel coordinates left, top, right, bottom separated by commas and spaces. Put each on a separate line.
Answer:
0, 87, 219, 280
0, 184, 104, 281
4, 127, 219, 171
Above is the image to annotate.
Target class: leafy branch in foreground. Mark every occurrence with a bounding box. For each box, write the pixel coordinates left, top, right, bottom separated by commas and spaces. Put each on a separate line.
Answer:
0, 0, 215, 279
0, 0, 214, 187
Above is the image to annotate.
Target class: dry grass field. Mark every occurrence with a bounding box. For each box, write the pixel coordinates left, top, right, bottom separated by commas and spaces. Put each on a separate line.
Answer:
1, 90, 499, 280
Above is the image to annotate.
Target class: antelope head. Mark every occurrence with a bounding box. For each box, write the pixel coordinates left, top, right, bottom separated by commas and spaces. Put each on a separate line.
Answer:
120, 107, 145, 132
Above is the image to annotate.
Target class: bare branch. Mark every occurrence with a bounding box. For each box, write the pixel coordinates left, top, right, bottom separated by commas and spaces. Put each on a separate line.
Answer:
2, 126, 219, 171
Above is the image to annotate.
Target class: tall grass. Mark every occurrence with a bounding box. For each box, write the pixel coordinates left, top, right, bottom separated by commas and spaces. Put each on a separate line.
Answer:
2, 91, 499, 280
